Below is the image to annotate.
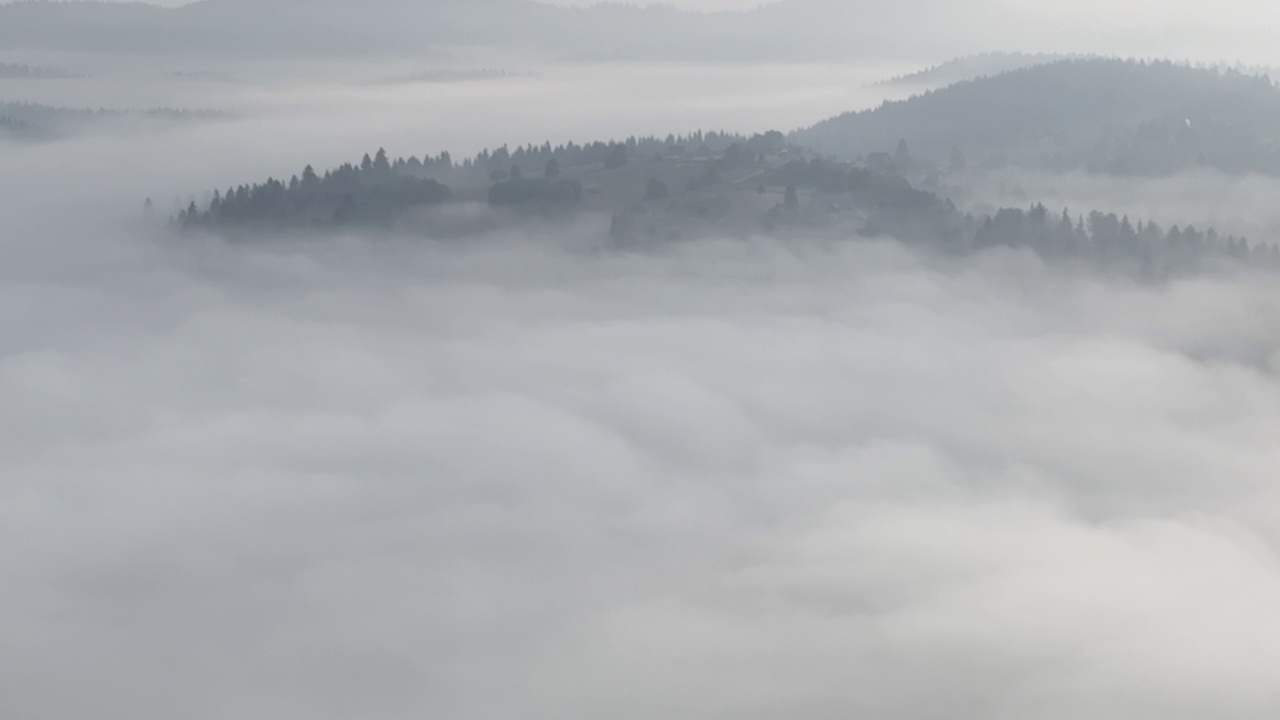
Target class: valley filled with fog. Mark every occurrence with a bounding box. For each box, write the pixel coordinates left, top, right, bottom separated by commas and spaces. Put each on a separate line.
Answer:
6, 8, 1280, 720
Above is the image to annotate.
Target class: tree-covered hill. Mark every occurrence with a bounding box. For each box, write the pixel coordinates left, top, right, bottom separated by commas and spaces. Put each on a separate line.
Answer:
178, 149, 452, 231
176, 130, 774, 232
0, 61, 81, 79
795, 58, 1280, 176
879, 52, 1073, 88
175, 133, 1280, 281
0, 102, 229, 141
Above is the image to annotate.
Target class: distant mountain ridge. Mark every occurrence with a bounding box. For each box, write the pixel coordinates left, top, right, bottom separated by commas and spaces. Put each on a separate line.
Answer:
795, 58, 1280, 177
0, 100, 228, 141
880, 52, 1078, 87
0, 0, 960, 59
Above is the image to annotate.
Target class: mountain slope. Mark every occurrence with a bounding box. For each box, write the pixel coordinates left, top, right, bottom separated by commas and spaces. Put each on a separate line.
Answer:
794, 58, 1280, 176
880, 52, 1075, 88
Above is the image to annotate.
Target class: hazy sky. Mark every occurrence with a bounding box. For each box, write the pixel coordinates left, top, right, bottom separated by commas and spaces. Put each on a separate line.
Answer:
541, 0, 767, 8
0, 0, 771, 7
6, 0, 771, 5
8, 0, 1280, 63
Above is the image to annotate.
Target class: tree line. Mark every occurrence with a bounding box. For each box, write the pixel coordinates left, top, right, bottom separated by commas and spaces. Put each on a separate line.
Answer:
754, 155, 1279, 277
796, 59, 1280, 177
174, 138, 1280, 282
177, 149, 451, 229
391, 129, 784, 182
177, 131, 793, 229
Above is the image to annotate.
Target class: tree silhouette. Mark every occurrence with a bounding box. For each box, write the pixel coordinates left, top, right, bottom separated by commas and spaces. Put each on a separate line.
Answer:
604, 144, 628, 169
645, 178, 669, 201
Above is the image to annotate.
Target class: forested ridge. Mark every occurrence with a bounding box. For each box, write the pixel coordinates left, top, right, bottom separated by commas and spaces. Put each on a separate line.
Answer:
798, 58, 1280, 176
175, 133, 1280, 280
879, 52, 1073, 87
0, 101, 228, 141
177, 130, 776, 228
755, 156, 1275, 278
0, 61, 81, 79
178, 149, 452, 229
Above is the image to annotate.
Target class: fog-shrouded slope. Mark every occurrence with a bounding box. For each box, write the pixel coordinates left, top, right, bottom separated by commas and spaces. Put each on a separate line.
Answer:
796, 58, 1280, 176
0, 61, 81, 79
879, 51, 1077, 88
0, 101, 228, 141
173, 132, 1279, 283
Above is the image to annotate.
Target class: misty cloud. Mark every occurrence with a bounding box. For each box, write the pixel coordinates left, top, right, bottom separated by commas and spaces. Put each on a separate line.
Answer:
6, 210, 1280, 718
6, 13, 1280, 720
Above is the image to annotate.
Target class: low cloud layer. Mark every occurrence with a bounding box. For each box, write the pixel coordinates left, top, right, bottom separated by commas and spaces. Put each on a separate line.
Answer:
5, 220, 1280, 719
964, 169, 1280, 243
6, 61, 1280, 720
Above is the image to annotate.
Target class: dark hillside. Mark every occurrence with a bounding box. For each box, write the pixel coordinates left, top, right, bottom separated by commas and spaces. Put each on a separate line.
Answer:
795, 59, 1280, 176
880, 52, 1073, 88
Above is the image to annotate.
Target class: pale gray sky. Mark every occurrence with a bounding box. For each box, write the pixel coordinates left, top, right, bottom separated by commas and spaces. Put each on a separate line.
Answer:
0, 0, 773, 6
16, 0, 1280, 39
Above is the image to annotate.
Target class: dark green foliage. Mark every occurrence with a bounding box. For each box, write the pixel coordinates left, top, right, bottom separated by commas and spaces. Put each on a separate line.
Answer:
0, 61, 81, 79
880, 52, 1072, 88
774, 158, 851, 193
604, 143, 628, 170
177, 130, 777, 232
965, 203, 1273, 276
722, 142, 745, 166
645, 178, 670, 202
0, 101, 227, 142
795, 59, 1280, 176
458, 130, 776, 179
169, 126, 1280, 283
488, 177, 584, 208
179, 153, 451, 229
0, 114, 41, 140
763, 153, 1276, 276
893, 139, 913, 171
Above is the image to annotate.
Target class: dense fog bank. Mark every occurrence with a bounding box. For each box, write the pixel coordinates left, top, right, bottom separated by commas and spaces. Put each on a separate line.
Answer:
6, 47, 1280, 720
960, 168, 1280, 242
5, 224, 1280, 719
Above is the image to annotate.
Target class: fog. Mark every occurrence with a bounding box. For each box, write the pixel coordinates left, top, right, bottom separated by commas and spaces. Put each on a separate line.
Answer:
0, 62, 911, 203
6, 0, 1280, 64
7, 21, 1280, 720
960, 169, 1280, 244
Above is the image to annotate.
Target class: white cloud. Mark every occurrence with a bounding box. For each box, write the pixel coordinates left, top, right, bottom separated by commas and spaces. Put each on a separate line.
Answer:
6, 219, 1280, 718
5, 60, 1280, 720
